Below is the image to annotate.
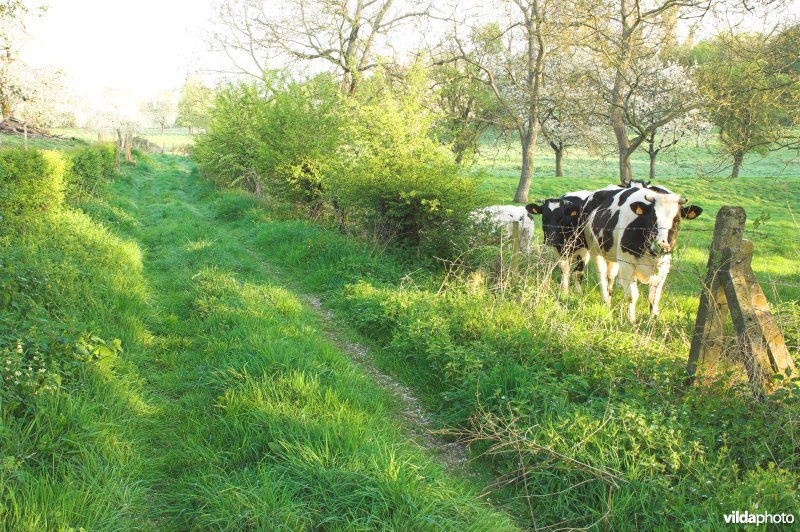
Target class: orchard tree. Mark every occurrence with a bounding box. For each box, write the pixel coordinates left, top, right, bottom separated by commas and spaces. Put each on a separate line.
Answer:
442, 0, 576, 202
0, 1, 46, 118
143, 92, 176, 133
176, 77, 213, 133
430, 59, 498, 165
623, 58, 705, 178
642, 109, 709, 178
538, 51, 606, 176
212, 0, 429, 94
578, 0, 711, 185
694, 29, 800, 177
16, 67, 76, 128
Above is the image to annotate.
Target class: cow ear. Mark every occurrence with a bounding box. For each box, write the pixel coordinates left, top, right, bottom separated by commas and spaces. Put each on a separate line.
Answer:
681, 205, 703, 219
525, 203, 543, 215
629, 201, 650, 216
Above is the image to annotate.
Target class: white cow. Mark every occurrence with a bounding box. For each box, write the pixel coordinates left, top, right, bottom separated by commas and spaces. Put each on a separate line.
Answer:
471, 205, 534, 254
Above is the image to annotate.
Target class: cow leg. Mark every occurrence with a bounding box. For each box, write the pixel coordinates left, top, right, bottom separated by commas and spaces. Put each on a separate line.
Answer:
607, 261, 620, 297
594, 256, 610, 305
572, 250, 589, 293
559, 255, 571, 292
619, 263, 638, 323
648, 260, 671, 317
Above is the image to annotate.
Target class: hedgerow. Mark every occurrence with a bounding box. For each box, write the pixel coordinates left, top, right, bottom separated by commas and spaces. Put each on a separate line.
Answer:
193, 68, 481, 258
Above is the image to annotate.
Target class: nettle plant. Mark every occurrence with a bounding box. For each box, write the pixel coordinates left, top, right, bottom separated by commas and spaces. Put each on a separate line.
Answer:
1, 311, 122, 416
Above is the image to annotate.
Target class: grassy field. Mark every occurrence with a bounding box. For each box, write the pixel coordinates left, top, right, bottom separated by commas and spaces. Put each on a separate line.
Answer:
475, 133, 800, 182
473, 137, 800, 306
1, 154, 519, 529
52, 127, 195, 150
192, 147, 800, 527
3, 136, 799, 528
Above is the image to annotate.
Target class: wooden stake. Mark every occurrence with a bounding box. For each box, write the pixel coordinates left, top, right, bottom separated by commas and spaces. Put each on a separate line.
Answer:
511, 221, 521, 275
687, 206, 797, 394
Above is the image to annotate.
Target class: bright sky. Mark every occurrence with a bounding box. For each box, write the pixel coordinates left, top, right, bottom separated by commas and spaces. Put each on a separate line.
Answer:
21, 0, 219, 100
15, 0, 800, 122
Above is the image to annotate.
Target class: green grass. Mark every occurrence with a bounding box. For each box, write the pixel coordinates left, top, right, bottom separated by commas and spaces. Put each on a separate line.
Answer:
475, 132, 800, 183
5, 134, 800, 529
473, 135, 800, 305
1, 154, 518, 529
54, 127, 196, 151
194, 140, 800, 528
0, 131, 87, 150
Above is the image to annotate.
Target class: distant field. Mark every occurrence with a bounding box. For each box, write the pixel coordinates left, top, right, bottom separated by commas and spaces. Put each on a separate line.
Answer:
52, 127, 196, 150
475, 135, 800, 193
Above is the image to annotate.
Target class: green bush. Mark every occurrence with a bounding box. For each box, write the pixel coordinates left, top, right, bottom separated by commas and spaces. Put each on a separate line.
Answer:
66, 143, 117, 200
193, 75, 343, 207
0, 149, 66, 226
192, 82, 271, 192
334, 70, 481, 257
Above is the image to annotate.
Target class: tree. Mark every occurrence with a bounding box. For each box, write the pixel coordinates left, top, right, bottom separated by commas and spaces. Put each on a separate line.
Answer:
442, 0, 572, 202
176, 77, 213, 133
623, 57, 706, 178
0, 1, 46, 119
642, 108, 709, 178
538, 50, 606, 176
430, 59, 498, 165
16, 67, 76, 128
694, 29, 800, 178
143, 92, 176, 133
212, 0, 429, 95
578, 0, 711, 185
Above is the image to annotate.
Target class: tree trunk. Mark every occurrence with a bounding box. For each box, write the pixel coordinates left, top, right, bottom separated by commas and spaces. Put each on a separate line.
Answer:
554, 145, 563, 177
648, 136, 657, 180
514, 131, 535, 203
731, 151, 744, 178
649, 151, 657, 180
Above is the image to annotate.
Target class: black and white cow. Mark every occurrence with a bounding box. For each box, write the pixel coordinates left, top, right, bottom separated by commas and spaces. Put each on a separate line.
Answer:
582, 183, 702, 322
525, 190, 593, 292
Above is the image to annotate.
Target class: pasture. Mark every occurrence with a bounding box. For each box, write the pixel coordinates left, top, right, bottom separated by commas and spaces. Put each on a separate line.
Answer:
2, 135, 799, 528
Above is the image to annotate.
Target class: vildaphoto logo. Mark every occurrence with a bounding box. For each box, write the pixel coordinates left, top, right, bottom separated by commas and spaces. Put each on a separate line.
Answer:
723, 511, 795, 525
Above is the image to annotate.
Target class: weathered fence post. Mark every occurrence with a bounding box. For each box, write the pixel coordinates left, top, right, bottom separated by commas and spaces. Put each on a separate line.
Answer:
511, 221, 521, 275
687, 206, 797, 394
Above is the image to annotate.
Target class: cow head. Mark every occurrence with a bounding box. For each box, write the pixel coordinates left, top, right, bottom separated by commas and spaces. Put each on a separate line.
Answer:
526, 198, 582, 248
630, 194, 702, 255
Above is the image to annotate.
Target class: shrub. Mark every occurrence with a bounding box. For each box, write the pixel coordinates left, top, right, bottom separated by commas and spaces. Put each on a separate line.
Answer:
334, 69, 481, 257
66, 143, 117, 200
0, 308, 121, 418
193, 74, 343, 207
0, 148, 66, 227
192, 82, 271, 192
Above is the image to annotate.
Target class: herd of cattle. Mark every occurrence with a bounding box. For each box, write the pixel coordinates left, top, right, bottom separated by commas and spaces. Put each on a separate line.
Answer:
471, 180, 703, 322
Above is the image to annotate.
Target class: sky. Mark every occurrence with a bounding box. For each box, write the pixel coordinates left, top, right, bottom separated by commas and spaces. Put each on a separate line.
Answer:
20, 0, 219, 100
14, 0, 800, 123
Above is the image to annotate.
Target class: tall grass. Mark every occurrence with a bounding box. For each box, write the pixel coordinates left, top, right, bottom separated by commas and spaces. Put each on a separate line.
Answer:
2, 152, 519, 529
209, 155, 800, 528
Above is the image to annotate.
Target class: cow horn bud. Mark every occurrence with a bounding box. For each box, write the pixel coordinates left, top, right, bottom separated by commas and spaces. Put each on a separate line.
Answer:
678, 196, 688, 205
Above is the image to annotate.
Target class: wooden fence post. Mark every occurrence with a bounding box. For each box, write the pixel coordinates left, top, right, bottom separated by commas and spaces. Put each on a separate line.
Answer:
687, 206, 797, 394
511, 221, 521, 274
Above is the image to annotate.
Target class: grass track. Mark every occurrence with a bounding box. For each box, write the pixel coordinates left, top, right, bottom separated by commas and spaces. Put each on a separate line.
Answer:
93, 155, 517, 529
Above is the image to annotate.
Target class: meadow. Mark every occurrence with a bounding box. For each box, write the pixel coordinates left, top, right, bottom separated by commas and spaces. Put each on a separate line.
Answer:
2, 131, 799, 529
